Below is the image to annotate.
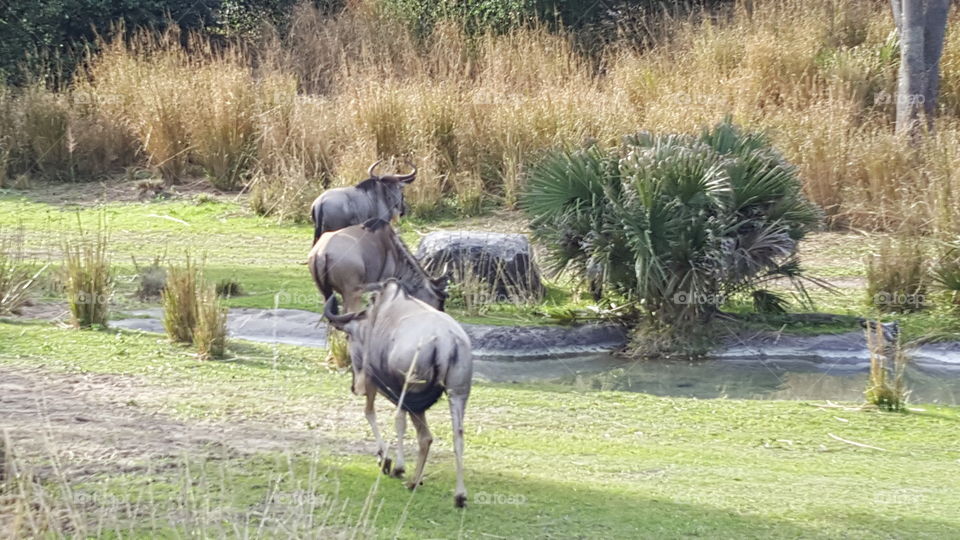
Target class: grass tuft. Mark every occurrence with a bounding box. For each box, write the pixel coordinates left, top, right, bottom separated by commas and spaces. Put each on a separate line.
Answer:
161, 255, 199, 343
866, 237, 929, 313
864, 322, 909, 411
326, 328, 350, 368
63, 216, 111, 328
0, 228, 46, 314
195, 282, 228, 360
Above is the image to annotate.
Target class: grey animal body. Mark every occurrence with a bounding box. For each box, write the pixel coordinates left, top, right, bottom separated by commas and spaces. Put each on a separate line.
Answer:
324, 279, 473, 507
309, 160, 416, 244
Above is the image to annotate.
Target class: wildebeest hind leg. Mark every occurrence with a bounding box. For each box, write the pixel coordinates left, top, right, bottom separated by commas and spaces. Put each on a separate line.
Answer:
391, 410, 407, 478
364, 389, 387, 467
449, 391, 468, 508
406, 411, 432, 491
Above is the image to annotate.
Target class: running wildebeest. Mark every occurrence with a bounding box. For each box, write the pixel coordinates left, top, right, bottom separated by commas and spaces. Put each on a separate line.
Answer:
308, 218, 449, 313
324, 279, 473, 507
309, 160, 417, 245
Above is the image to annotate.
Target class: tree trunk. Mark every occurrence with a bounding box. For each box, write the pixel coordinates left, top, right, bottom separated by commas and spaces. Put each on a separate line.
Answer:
890, 0, 902, 35
922, 0, 951, 125
896, 0, 926, 139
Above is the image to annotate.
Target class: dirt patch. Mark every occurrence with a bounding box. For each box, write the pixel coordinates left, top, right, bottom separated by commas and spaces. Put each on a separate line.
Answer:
6, 300, 71, 322
0, 366, 343, 483
15, 177, 238, 206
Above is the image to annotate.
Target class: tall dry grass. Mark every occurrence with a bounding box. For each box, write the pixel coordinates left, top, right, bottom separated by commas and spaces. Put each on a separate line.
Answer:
5, 0, 960, 233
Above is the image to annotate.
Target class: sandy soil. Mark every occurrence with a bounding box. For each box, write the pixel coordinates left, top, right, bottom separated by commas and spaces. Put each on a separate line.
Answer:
0, 365, 337, 483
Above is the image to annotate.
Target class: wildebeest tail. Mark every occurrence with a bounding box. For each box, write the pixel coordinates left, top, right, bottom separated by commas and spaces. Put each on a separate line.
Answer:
311, 203, 323, 245
308, 252, 333, 300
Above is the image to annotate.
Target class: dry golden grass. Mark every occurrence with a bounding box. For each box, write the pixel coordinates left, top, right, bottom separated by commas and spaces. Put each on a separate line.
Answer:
63, 217, 112, 328
194, 282, 228, 360
161, 255, 199, 343
3, 0, 960, 233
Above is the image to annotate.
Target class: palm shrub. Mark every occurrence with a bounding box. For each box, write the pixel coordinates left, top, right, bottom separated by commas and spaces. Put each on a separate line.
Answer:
522, 118, 821, 345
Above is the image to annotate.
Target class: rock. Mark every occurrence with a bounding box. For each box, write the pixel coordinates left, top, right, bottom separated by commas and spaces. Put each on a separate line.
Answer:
416, 231, 545, 302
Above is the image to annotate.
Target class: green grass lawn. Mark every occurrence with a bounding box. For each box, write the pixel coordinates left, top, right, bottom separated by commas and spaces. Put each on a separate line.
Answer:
2, 321, 959, 538
4, 186, 960, 339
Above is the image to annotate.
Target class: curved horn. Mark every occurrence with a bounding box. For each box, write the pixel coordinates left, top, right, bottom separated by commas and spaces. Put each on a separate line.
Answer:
396, 160, 417, 183
378, 160, 417, 183
367, 159, 384, 179
323, 296, 356, 326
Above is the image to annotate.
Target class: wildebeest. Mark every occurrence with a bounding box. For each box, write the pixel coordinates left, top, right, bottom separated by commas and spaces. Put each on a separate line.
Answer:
309, 160, 417, 245
324, 279, 473, 507
308, 218, 448, 313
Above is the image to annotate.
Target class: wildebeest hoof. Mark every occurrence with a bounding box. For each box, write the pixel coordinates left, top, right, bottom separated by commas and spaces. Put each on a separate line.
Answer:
381, 457, 392, 475
390, 466, 405, 478
454, 494, 467, 508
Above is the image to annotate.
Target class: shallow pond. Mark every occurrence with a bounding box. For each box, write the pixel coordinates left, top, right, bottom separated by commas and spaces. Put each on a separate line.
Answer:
475, 353, 960, 405
113, 307, 960, 405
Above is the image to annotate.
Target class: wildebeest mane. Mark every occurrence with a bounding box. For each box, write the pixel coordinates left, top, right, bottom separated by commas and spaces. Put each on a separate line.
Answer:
367, 348, 443, 413
355, 177, 379, 191
361, 217, 390, 232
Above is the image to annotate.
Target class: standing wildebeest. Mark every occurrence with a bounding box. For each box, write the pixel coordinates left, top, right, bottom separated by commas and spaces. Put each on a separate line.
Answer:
308, 218, 448, 313
324, 279, 473, 507
310, 160, 417, 245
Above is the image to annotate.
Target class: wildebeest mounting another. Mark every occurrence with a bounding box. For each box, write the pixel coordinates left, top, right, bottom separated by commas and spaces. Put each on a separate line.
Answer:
308, 218, 449, 313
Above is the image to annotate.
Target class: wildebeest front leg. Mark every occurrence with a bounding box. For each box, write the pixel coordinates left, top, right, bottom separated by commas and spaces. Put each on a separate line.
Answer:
391, 410, 407, 478
406, 411, 433, 491
364, 389, 387, 469
449, 391, 468, 508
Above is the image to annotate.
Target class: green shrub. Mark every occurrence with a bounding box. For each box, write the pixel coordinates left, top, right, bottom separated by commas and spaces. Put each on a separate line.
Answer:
133, 254, 167, 300
215, 278, 243, 297
522, 118, 821, 347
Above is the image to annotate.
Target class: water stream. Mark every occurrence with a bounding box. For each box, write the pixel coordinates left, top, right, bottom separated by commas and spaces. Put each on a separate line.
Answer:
113, 307, 960, 405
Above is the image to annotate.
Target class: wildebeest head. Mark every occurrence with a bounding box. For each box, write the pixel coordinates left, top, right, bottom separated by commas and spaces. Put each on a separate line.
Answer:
360, 160, 416, 221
